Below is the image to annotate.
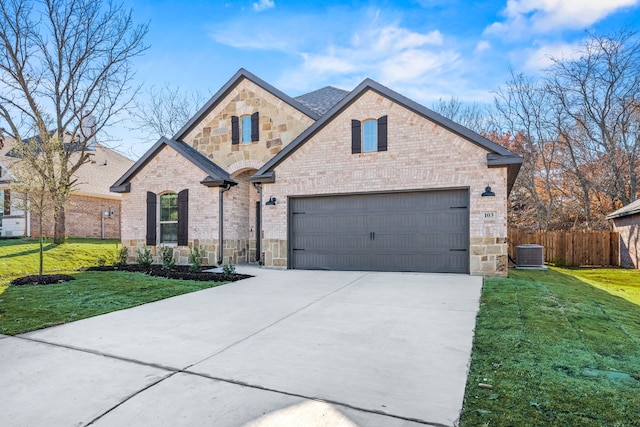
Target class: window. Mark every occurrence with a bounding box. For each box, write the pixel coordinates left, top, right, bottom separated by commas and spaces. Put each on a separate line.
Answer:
159, 193, 178, 243
3, 189, 10, 215
362, 120, 377, 152
241, 116, 252, 143
351, 115, 388, 154
232, 112, 259, 144
147, 190, 188, 246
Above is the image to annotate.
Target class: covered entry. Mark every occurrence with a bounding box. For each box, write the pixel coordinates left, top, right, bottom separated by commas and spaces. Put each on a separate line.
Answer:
289, 189, 469, 273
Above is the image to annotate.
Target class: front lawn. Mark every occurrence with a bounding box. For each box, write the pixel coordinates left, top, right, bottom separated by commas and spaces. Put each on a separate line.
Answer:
0, 238, 227, 335
0, 271, 224, 335
461, 268, 640, 426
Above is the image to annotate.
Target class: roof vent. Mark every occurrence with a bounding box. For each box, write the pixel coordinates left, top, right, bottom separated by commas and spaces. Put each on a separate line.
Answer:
515, 244, 546, 269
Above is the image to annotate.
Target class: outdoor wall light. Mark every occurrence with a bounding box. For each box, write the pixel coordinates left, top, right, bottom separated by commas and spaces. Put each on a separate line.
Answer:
266, 196, 277, 206
482, 186, 495, 197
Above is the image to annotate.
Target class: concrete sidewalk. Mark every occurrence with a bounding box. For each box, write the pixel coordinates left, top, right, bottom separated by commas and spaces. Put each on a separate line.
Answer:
0, 268, 482, 427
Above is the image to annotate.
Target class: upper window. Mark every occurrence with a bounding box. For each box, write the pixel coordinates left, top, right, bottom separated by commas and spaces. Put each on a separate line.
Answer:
241, 116, 252, 143
231, 112, 259, 145
159, 193, 178, 243
362, 120, 377, 152
351, 116, 388, 154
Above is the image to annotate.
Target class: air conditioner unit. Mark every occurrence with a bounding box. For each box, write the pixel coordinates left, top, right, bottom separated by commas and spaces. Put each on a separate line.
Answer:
515, 244, 546, 269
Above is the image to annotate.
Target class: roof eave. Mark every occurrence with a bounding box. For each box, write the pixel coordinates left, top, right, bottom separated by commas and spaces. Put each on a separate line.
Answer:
110, 183, 131, 193
248, 171, 276, 183
200, 177, 237, 187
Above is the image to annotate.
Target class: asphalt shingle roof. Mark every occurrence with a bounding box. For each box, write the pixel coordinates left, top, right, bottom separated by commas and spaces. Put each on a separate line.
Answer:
606, 199, 640, 220
294, 86, 349, 116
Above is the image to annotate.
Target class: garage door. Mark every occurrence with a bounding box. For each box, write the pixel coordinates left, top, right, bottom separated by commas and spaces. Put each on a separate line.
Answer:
289, 189, 469, 273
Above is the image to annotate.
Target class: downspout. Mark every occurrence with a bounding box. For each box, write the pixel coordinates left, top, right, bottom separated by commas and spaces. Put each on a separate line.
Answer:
252, 182, 262, 264
218, 183, 232, 265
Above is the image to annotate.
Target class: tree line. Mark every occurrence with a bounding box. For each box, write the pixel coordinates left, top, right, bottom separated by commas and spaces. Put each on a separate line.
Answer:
435, 30, 640, 231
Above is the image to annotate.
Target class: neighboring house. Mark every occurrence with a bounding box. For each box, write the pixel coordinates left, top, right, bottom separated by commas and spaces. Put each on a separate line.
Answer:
606, 200, 640, 269
111, 69, 522, 276
0, 136, 133, 239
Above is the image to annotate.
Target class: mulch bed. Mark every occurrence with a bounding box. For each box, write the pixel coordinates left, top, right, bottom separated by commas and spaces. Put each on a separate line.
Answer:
86, 264, 252, 282
11, 274, 76, 286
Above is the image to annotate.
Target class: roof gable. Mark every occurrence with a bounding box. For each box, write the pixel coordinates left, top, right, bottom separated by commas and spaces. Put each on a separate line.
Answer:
173, 68, 319, 141
252, 78, 523, 192
110, 137, 235, 193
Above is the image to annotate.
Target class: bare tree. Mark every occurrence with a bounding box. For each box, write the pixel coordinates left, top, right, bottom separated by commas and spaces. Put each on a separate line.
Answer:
493, 70, 562, 230
432, 97, 490, 135
548, 29, 640, 207
130, 84, 206, 141
0, 0, 148, 243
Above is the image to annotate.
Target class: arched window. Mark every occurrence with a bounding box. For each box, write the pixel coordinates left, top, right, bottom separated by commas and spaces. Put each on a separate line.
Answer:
159, 192, 178, 243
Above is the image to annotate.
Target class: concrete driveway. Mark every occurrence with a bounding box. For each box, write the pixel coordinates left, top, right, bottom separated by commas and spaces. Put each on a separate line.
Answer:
0, 268, 482, 427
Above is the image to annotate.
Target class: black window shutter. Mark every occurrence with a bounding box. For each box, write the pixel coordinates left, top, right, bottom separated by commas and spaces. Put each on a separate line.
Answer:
377, 115, 388, 152
231, 116, 239, 145
351, 120, 361, 154
251, 112, 259, 141
146, 191, 157, 246
177, 189, 189, 246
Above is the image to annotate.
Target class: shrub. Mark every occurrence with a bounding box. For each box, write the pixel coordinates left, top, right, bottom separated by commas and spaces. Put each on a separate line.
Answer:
136, 246, 153, 267
188, 246, 203, 272
114, 245, 129, 266
160, 246, 175, 269
95, 257, 106, 267
222, 264, 236, 274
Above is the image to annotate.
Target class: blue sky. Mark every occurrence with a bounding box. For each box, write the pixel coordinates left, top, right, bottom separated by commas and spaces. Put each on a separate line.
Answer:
117, 0, 640, 157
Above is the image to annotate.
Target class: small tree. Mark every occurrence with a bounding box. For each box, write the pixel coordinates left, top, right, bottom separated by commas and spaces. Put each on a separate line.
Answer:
11, 163, 53, 276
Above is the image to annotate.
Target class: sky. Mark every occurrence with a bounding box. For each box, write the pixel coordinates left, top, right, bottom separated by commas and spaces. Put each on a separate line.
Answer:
114, 0, 640, 158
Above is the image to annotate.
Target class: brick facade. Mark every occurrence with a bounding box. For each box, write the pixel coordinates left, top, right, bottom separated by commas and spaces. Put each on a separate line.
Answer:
260, 90, 508, 276
611, 215, 640, 269
29, 194, 122, 239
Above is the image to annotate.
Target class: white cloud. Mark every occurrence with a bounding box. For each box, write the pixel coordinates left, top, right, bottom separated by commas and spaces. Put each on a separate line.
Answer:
474, 40, 492, 54
252, 0, 274, 12
486, 0, 639, 36
277, 23, 459, 93
521, 41, 582, 72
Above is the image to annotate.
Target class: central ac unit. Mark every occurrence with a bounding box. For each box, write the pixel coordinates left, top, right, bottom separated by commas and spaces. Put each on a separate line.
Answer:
515, 244, 546, 269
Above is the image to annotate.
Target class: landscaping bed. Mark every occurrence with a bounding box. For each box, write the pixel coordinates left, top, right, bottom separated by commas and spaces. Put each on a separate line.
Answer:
86, 264, 252, 282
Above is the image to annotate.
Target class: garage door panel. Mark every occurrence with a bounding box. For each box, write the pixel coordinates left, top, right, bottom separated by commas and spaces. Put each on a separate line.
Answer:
289, 190, 469, 273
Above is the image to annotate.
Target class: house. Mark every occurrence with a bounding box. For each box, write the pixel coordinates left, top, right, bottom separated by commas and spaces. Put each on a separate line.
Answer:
606, 200, 640, 269
0, 136, 133, 239
111, 69, 522, 276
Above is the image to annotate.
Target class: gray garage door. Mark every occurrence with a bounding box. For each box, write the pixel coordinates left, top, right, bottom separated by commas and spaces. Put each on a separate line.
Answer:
289, 189, 469, 273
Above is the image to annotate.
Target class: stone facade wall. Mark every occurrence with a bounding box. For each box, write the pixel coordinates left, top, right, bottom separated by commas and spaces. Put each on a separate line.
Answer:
120, 145, 221, 261
30, 194, 122, 239
612, 215, 640, 269
184, 78, 315, 172
260, 89, 509, 276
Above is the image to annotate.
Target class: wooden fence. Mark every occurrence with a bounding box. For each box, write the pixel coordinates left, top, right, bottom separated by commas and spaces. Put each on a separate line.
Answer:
508, 229, 620, 267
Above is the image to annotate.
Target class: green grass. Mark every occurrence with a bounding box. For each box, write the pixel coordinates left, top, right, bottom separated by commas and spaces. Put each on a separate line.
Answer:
461, 268, 640, 426
0, 238, 122, 291
0, 271, 224, 335
0, 238, 226, 335
556, 267, 640, 306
